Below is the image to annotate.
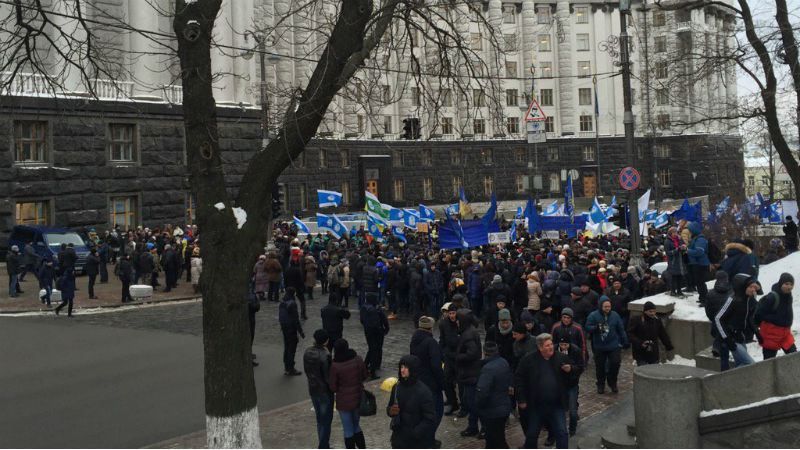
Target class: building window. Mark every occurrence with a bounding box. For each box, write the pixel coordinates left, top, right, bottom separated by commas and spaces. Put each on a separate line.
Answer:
298, 184, 308, 210
340, 149, 350, 168
654, 144, 671, 158
423, 177, 434, 200
579, 115, 594, 132
583, 145, 596, 161
655, 36, 667, 53
653, 10, 666, 27
421, 148, 432, 166
537, 6, 551, 24
539, 62, 553, 78
483, 176, 494, 197
452, 176, 463, 197
578, 61, 591, 78
656, 114, 671, 129
515, 175, 525, 193
506, 89, 519, 106
110, 196, 138, 228
381, 84, 391, 103
748, 176, 755, 186
514, 148, 526, 163
540, 89, 554, 106
411, 87, 421, 107
393, 149, 405, 167
441, 117, 454, 135
578, 88, 592, 105
342, 181, 351, 205
549, 173, 561, 192
761, 176, 769, 186
505, 60, 518, 78
15, 200, 50, 225
675, 9, 690, 23
13, 121, 48, 163
441, 89, 453, 107
357, 115, 365, 133
547, 147, 559, 161
544, 117, 555, 133
538, 34, 551, 52
450, 149, 462, 165
319, 148, 328, 168
473, 89, 486, 107
576, 33, 590, 51
507, 117, 520, 134
393, 179, 405, 201
658, 168, 671, 186
575, 6, 589, 23
108, 123, 137, 163
480, 148, 493, 164
503, 5, 515, 24
473, 118, 486, 135
655, 61, 668, 79
384, 116, 393, 134
656, 89, 669, 105
471, 33, 483, 51
504, 34, 517, 52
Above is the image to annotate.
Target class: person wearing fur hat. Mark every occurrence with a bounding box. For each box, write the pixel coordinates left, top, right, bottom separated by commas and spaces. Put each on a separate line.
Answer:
755, 273, 797, 359
303, 330, 333, 449
627, 301, 674, 366
720, 240, 757, 283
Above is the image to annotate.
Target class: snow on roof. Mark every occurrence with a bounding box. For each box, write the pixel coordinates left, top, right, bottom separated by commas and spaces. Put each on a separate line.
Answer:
700, 393, 800, 417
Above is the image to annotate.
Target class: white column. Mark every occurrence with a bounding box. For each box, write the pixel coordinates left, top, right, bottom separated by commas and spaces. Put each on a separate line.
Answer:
556, 0, 574, 135
128, 0, 165, 99
272, 0, 294, 117
211, 0, 235, 104
521, 0, 536, 75
488, 0, 504, 136
231, 0, 252, 105
51, 0, 87, 94
455, 2, 471, 135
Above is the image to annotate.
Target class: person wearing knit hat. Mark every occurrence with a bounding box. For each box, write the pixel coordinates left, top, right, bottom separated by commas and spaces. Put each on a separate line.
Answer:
409, 315, 445, 435
418, 316, 435, 330
551, 306, 587, 362
303, 330, 334, 449
476, 339, 513, 449
585, 296, 627, 393
629, 299, 674, 367
754, 272, 797, 360
486, 308, 515, 367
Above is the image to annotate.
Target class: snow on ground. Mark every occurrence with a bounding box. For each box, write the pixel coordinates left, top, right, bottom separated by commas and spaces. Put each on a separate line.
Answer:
699, 393, 800, 417
665, 354, 697, 367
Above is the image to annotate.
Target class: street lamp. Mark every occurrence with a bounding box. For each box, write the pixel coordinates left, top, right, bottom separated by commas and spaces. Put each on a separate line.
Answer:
242, 32, 279, 150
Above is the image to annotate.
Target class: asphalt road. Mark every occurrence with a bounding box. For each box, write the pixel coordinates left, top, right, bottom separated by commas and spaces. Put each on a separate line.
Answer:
0, 313, 310, 448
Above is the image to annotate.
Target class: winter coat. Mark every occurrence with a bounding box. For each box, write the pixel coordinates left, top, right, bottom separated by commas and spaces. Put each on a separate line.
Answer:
475, 354, 513, 419
304, 256, 318, 288
360, 301, 390, 335
665, 235, 686, 276
572, 291, 598, 327
284, 263, 305, 294
6, 251, 21, 275
627, 314, 674, 362
512, 334, 537, 371
485, 280, 512, 310
714, 273, 758, 346
705, 274, 733, 336
23, 244, 39, 266
755, 283, 794, 328
279, 294, 304, 336
557, 343, 584, 387
455, 309, 483, 385
551, 322, 588, 362
585, 308, 628, 352
361, 264, 381, 294
468, 265, 483, 298
556, 270, 576, 310
321, 301, 351, 337
514, 350, 569, 409
58, 271, 76, 299
605, 287, 633, 318
438, 316, 460, 362
265, 257, 282, 282
253, 260, 269, 292
85, 253, 100, 277
329, 349, 368, 412
303, 344, 332, 397
162, 248, 180, 271
720, 243, 757, 281
116, 258, 133, 283
190, 257, 203, 286
387, 355, 436, 449
423, 269, 444, 296
138, 252, 155, 275
38, 263, 55, 287
686, 223, 710, 266
526, 279, 543, 311
486, 324, 516, 366
409, 329, 445, 394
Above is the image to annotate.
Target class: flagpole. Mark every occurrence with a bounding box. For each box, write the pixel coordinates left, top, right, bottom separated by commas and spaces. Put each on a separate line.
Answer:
593, 75, 601, 197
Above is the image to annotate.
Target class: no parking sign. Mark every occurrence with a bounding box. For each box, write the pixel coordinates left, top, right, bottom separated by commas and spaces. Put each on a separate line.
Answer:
619, 167, 641, 191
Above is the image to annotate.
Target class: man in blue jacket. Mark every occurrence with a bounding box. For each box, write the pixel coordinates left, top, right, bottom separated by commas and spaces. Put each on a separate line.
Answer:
585, 297, 627, 394
686, 222, 710, 306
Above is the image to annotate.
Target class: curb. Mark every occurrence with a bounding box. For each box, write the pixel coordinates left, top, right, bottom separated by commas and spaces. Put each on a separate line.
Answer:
0, 295, 201, 315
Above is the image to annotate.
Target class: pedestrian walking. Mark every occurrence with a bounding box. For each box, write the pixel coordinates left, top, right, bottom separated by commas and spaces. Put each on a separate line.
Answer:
162, 244, 180, 292
116, 254, 134, 303
456, 308, 483, 438
304, 329, 334, 449
755, 273, 796, 359
248, 280, 260, 367
627, 301, 674, 366
253, 255, 270, 301
439, 303, 461, 416
704, 271, 732, 360
19, 241, 39, 283
190, 247, 202, 294
476, 341, 512, 449
713, 274, 759, 370
6, 245, 22, 297
85, 248, 100, 299
585, 297, 627, 394
279, 287, 305, 376
556, 335, 585, 437
98, 240, 109, 283
329, 339, 368, 449
783, 216, 798, 252
38, 258, 55, 306
360, 294, 390, 379
285, 260, 307, 320
305, 254, 318, 300
386, 355, 437, 449
54, 268, 76, 317
321, 290, 351, 351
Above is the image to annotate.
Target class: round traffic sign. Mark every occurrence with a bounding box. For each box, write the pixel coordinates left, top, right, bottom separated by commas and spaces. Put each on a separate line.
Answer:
619, 167, 641, 191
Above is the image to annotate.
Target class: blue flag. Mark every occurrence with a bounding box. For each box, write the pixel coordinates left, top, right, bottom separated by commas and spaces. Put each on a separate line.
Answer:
589, 197, 606, 224
564, 174, 575, 224
366, 215, 384, 240
542, 200, 560, 216
516, 206, 523, 219
317, 189, 342, 208
654, 211, 670, 229
419, 204, 436, 222
391, 224, 407, 242
403, 209, 420, 228
482, 192, 497, 229
715, 196, 730, 218
293, 216, 310, 234
769, 200, 783, 223
316, 213, 347, 239
389, 206, 405, 221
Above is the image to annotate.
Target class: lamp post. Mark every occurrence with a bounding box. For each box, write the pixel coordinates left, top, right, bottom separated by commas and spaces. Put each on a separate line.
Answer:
242, 32, 271, 150
619, 0, 643, 265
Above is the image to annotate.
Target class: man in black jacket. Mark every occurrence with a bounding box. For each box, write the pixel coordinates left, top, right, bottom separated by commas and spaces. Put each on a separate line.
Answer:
557, 336, 585, 437
713, 274, 758, 371
476, 341, 512, 449
783, 216, 798, 252
754, 273, 797, 359
321, 291, 351, 351
705, 271, 732, 358
438, 303, 460, 415
303, 330, 333, 449
360, 294, 390, 379
162, 244, 180, 292
7, 245, 22, 297
280, 287, 305, 376
387, 355, 436, 449
456, 308, 483, 437
485, 308, 515, 365
627, 301, 674, 366
515, 333, 570, 449
410, 316, 445, 437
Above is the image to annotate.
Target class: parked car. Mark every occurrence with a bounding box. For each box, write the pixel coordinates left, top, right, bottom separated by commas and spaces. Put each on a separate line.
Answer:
8, 225, 90, 274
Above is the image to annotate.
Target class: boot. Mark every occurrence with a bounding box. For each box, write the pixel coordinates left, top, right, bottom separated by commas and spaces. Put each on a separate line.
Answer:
353, 431, 366, 449
344, 437, 356, 449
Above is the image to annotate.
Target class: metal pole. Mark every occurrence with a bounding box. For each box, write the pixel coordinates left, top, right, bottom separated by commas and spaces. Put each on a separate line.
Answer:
258, 36, 269, 149
593, 75, 601, 197
620, 4, 643, 265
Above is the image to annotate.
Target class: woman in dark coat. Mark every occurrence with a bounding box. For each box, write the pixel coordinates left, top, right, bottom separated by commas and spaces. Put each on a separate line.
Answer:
386, 355, 436, 449
329, 339, 368, 449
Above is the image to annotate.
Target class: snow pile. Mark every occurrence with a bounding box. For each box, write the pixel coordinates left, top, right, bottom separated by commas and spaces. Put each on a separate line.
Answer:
214, 202, 225, 211
232, 207, 247, 229
699, 393, 800, 417
665, 355, 697, 367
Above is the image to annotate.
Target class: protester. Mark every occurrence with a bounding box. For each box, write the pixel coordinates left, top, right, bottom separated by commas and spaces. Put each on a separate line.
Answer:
6, 245, 22, 297
321, 290, 351, 351
54, 266, 76, 317
585, 297, 627, 394
755, 273, 796, 359
485, 308, 516, 365
713, 274, 759, 370
409, 316, 445, 435
438, 303, 461, 416
360, 293, 390, 380
455, 308, 483, 437
627, 301, 674, 366
476, 341, 512, 449
279, 287, 305, 376
190, 247, 202, 294
783, 216, 798, 253
665, 227, 687, 297
386, 355, 437, 449
551, 308, 587, 363
304, 330, 334, 449
557, 335, 585, 437
686, 222, 710, 306
329, 339, 368, 449
85, 248, 100, 299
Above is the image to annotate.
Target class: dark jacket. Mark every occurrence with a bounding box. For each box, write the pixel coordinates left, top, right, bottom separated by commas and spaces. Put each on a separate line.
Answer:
556, 270, 576, 310
321, 300, 351, 337
279, 294, 304, 337
423, 269, 444, 296
455, 309, 483, 385
38, 263, 55, 287
755, 283, 794, 328
116, 257, 133, 283
329, 349, 368, 411
665, 235, 686, 276
59, 248, 77, 272
438, 316, 460, 361
162, 248, 180, 271
85, 253, 100, 277
605, 286, 633, 318
714, 273, 758, 346
514, 350, 569, 409
511, 334, 537, 371
387, 355, 436, 449
686, 222, 710, 266
627, 314, 674, 361
361, 264, 381, 294
585, 307, 628, 352
139, 252, 155, 274
475, 354, 513, 419
285, 263, 306, 293
720, 243, 757, 281
486, 324, 516, 366
6, 251, 21, 275
705, 272, 732, 336
303, 344, 332, 397
572, 291, 598, 326
556, 342, 585, 387
551, 321, 588, 362
360, 300, 390, 335
409, 329, 445, 394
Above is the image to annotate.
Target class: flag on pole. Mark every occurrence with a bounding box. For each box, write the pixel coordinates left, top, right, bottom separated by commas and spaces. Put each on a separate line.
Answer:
459, 187, 474, 217
481, 192, 498, 229
403, 209, 420, 228
366, 215, 384, 240
293, 216, 310, 234
316, 213, 347, 239
769, 200, 784, 223
389, 206, 405, 221
637, 189, 651, 222
653, 211, 670, 229
445, 204, 459, 216
516, 206, 523, 219
391, 224, 407, 242
564, 174, 575, 224
589, 197, 607, 224
542, 201, 560, 216
419, 204, 436, 222
643, 210, 658, 223
605, 196, 618, 219
715, 196, 731, 218
317, 189, 343, 208
365, 191, 389, 222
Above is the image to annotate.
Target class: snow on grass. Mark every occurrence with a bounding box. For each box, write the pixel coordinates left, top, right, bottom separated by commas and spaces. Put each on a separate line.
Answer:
232, 207, 247, 229
699, 393, 800, 417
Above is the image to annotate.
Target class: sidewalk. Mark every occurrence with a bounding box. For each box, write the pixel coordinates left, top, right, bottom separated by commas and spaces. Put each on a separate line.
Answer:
0, 263, 198, 313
